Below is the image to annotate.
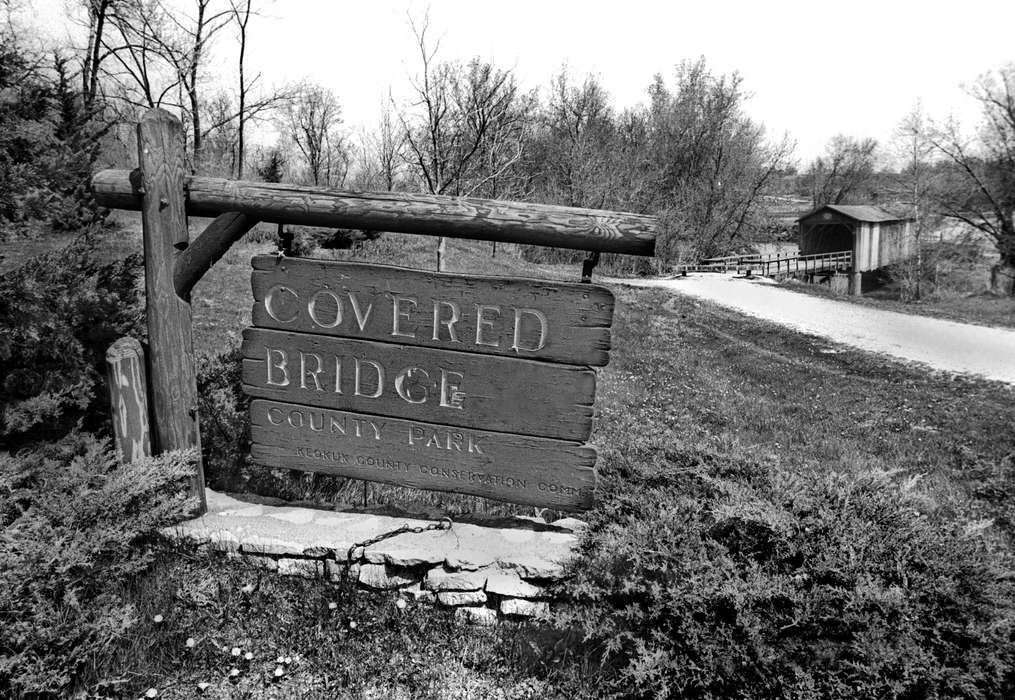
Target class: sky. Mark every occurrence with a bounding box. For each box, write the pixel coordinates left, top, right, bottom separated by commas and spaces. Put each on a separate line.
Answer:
27, 0, 1015, 163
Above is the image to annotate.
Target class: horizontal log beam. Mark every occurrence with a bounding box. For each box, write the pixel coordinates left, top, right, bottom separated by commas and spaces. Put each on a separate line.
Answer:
92, 169, 657, 256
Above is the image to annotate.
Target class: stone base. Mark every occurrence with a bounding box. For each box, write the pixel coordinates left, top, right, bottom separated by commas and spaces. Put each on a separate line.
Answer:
164, 489, 583, 621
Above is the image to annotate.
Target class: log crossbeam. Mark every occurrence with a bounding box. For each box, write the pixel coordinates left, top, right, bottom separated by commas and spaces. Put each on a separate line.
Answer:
93, 169, 657, 257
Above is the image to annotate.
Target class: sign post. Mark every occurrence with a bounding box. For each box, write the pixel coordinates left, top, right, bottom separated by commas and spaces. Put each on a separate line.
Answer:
92, 108, 657, 517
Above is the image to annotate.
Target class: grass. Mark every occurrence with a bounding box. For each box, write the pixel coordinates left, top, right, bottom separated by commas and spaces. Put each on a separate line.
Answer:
91, 545, 580, 700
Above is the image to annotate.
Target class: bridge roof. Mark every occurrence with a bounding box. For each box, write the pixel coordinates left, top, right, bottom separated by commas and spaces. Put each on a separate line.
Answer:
798, 204, 911, 223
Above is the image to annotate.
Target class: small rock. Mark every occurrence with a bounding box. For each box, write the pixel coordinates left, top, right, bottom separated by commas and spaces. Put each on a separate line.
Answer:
403, 582, 437, 604
454, 606, 498, 626
395, 598, 407, 610
231, 647, 241, 657
437, 590, 487, 607
550, 517, 587, 532
500, 558, 566, 580
145, 689, 158, 698
423, 566, 487, 591
185, 637, 196, 648
485, 572, 544, 599
358, 563, 418, 590
242, 554, 279, 571
278, 558, 323, 578
444, 554, 495, 571
500, 598, 549, 618
243, 651, 254, 661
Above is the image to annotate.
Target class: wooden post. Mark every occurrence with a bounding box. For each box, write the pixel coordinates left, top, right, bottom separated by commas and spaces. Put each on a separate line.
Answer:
137, 108, 206, 514
849, 271, 863, 296
106, 337, 152, 463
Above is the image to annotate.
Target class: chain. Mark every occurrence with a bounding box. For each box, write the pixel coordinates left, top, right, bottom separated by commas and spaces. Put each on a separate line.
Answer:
335, 517, 454, 590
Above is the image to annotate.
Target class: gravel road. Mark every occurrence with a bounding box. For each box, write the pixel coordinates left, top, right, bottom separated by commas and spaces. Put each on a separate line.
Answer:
621, 274, 1015, 385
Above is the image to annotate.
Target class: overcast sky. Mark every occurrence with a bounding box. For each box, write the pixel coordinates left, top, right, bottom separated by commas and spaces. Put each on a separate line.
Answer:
29, 0, 1015, 164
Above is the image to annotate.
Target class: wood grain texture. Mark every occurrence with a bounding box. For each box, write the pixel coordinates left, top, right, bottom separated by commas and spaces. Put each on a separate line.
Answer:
241, 329, 596, 442
137, 108, 206, 513
105, 337, 152, 463
91, 169, 657, 255
175, 212, 258, 298
250, 255, 614, 366
250, 399, 596, 511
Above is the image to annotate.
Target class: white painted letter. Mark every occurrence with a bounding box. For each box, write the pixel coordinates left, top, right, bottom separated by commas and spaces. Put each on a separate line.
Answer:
439, 369, 466, 410
266, 347, 290, 386
265, 285, 299, 323
348, 292, 374, 331
391, 295, 418, 338
511, 307, 549, 353
474, 304, 501, 347
394, 366, 430, 404
308, 289, 343, 328
267, 406, 284, 425
353, 359, 384, 398
299, 352, 324, 391
432, 301, 461, 343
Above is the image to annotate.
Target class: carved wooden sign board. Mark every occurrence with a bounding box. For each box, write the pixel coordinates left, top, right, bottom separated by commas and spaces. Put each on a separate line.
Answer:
241, 255, 614, 511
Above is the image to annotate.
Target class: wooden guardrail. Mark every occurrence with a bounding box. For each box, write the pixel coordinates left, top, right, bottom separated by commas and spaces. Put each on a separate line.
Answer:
677, 251, 852, 277
746, 251, 852, 277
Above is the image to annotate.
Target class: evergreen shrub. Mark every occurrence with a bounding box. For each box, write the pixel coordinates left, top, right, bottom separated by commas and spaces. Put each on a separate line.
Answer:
0, 433, 196, 696
555, 451, 1015, 699
0, 237, 144, 447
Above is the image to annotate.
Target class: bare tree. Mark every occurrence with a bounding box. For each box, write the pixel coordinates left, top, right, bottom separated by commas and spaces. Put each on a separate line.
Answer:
79, 0, 113, 109
396, 10, 528, 270
98, 0, 232, 169
529, 68, 616, 209
929, 65, 1015, 295
806, 134, 879, 207
890, 102, 938, 299
639, 61, 794, 261
284, 81, 347, 186
230, 0, 250, 177
351, 98, 405, 191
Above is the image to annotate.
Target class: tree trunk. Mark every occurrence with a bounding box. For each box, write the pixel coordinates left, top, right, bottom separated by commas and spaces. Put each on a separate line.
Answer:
990, 260, 1015, 295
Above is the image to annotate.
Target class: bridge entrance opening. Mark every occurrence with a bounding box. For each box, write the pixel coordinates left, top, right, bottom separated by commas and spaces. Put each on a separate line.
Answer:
802, 223, 852, 256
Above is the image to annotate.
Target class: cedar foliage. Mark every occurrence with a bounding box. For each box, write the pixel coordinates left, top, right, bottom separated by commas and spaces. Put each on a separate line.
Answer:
0, 47, 104, 238
0, 239, 144, 447
554, 452, 1015, 699
0, 433, 196, 696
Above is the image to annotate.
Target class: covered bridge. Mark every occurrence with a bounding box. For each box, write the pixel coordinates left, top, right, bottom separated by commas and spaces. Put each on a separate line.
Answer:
798, 204, 915, 274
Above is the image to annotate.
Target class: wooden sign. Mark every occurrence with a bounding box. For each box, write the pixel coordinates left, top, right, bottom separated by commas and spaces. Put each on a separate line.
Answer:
241, 330, 595, 441
250, 256, 614, 365
241, 257, 614, 511
250, 400, 596, 509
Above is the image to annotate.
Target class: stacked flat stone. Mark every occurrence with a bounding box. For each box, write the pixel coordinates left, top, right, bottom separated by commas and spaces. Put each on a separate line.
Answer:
166, 490, 584, 622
